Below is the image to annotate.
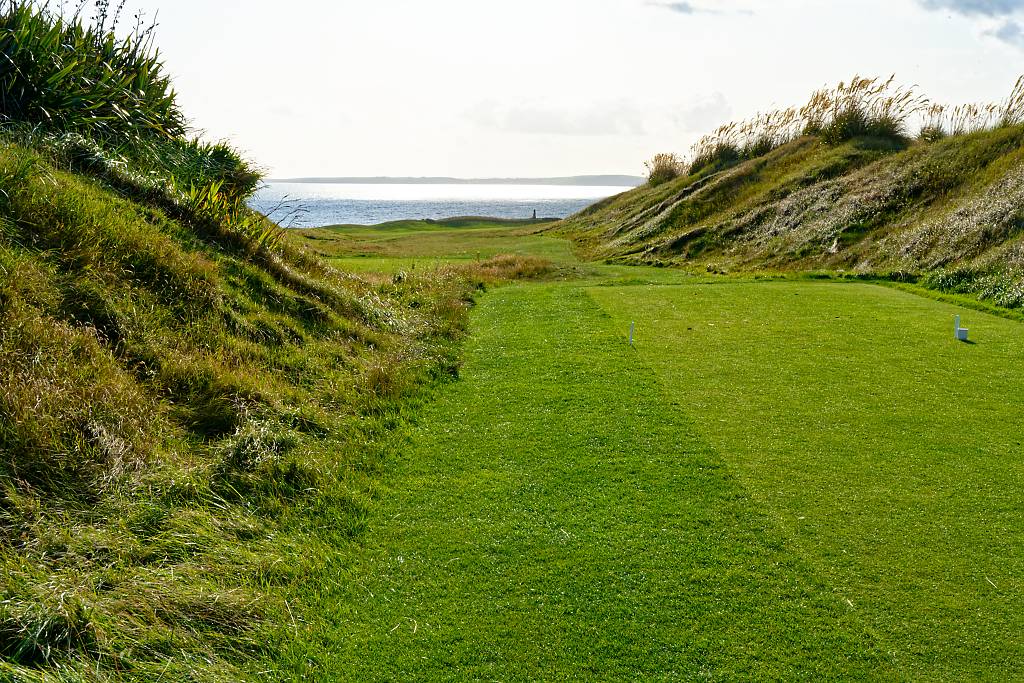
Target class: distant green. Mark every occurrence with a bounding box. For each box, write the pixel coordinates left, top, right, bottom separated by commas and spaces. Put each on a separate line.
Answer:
295, 218, 575, 273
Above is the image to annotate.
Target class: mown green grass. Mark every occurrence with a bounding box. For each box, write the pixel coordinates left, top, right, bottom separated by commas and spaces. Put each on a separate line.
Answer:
263, 278, 891, 680
295, 218, 575, 274
589, 280, 1024, 679
259, 256, 1024, 679
293, 218, 699, 286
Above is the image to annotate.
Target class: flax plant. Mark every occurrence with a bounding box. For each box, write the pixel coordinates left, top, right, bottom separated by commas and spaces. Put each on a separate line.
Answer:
0, 0, 185, 140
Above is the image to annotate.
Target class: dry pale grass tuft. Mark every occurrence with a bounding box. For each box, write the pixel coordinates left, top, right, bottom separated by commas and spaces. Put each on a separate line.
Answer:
657, 75, 1022, 180
645, 153, 687, 186
468, 254, 557, 282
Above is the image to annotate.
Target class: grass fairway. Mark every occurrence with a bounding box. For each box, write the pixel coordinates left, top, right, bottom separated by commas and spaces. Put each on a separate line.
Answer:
265, 229, 1024, 680
293, 218, 575, 273
276, 281, 892, 680
588, 281, 1024, 680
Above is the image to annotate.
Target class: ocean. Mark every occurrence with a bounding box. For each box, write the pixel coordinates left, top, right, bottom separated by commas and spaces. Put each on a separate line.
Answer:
247, 182, 631, 227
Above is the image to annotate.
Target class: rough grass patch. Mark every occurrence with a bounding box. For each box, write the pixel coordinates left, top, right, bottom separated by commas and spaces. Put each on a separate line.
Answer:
645, 153, 686, 186
0, 310, 157, 491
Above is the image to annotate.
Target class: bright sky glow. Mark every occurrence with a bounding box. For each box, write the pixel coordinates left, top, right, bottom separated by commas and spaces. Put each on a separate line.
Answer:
110, 0, 1024, 177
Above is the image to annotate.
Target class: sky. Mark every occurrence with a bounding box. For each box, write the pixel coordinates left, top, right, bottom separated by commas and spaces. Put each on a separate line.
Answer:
94, 0, 1024, 178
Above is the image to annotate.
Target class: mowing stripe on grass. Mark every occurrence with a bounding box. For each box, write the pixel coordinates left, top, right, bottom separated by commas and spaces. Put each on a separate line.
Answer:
274, 281, 894, 681
587, 280, 1024, 680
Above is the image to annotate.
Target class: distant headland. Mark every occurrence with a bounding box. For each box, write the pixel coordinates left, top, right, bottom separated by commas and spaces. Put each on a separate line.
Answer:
269, 175, 645, 186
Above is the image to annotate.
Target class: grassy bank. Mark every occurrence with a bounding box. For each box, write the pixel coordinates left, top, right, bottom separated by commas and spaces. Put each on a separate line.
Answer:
1, 135, 561, 680
0, 3, 558, 678
555, 78, 1024, 310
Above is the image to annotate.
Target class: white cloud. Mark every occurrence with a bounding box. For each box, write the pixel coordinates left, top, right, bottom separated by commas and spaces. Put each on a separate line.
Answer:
674, 93, 732, 133
918, 0, 1024, 16
985, 18, 1024, 46
469, 99, 649, 137
467, 93, 732, 140
647, 1, 718, 14
917, 0, 1024, 48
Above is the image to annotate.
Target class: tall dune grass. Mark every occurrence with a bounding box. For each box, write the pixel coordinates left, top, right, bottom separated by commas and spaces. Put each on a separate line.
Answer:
801, 75, 927, 144
689, 108, 803, 174
663, 75, 1023, 179
644, 152, 686, 185
921, 76, 1024, 140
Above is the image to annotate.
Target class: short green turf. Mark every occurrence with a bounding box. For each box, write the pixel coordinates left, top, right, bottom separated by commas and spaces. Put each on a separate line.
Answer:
588, 280, 1024, 680
258, 265, 1024, 680
250, 206, 1024, 681
268, 280, 890, 681
294, 219, 576, 273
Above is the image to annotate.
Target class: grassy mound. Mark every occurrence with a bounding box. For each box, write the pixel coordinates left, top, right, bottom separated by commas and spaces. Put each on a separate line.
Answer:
0, 3, 554, 679
0, 130, 494, 681
556, 123, 1024, 308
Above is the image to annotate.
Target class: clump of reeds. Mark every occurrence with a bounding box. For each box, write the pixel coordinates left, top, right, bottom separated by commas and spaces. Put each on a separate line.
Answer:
916, 102, 1003, 140
689, 107, 803, 175
672, 74, 1024, 176
800, 75, 927, 144
1002, 75, 1024, 126
644, 152, 686, 185
685, 76, 925, 177
688, 124, 741, 176
918, 104, 950, 142
918, 76, 1024, 141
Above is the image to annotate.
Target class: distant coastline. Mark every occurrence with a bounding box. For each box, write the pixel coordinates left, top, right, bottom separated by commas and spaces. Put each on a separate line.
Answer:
270, 175, 644, 187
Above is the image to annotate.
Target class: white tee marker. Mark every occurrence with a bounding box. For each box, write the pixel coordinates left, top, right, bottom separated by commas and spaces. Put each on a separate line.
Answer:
955, 315, 969, 342
629, 321, 635, 347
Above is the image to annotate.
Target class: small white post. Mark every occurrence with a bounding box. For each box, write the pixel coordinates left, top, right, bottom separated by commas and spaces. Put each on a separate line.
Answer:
629, 321, 635, 347
955, 315, 969, 342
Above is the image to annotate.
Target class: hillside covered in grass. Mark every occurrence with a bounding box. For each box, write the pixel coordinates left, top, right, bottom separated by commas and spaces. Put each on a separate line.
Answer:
556, 77, 1024, 309
0, 3, 547, 679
